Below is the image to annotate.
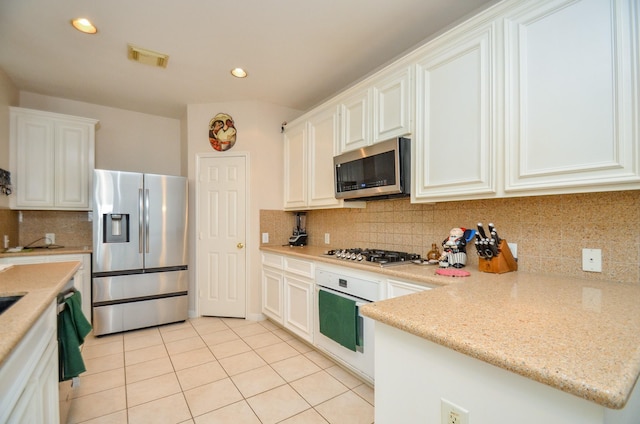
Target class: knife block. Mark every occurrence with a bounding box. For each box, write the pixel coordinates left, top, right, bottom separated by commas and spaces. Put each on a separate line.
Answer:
478, 240, 518, 274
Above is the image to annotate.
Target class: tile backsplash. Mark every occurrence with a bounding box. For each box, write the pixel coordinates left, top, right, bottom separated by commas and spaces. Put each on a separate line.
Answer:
0, 209, 92, 248
261, 190, 640, 284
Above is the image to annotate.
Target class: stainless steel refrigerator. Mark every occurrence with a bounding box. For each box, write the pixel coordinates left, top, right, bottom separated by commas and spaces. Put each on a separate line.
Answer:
92, 169, 188, 336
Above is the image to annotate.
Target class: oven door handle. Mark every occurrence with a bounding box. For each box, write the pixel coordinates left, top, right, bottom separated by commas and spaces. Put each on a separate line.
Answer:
355, 304, 364, 353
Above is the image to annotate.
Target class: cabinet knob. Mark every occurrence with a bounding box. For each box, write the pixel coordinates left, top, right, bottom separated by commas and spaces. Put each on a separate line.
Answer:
237, 242, 244, 249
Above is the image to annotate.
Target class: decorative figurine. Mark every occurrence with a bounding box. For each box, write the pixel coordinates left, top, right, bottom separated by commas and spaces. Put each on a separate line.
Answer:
439, 227, 475, 268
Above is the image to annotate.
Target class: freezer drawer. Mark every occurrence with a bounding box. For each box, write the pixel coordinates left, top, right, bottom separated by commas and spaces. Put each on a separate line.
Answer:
93, 270, 188, 304
92, 295, 188, 336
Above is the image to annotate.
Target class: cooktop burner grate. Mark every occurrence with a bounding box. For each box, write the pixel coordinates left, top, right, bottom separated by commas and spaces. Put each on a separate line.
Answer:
325, 248, 420, 267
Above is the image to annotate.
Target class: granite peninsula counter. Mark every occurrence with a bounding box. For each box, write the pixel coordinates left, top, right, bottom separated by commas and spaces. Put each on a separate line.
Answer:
0, 261, 81, 366
260, 245, 640, 422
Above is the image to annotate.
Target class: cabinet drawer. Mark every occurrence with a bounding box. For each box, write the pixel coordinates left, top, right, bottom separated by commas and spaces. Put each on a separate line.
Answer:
262, 253, 284, 270
284, 257, 314, 278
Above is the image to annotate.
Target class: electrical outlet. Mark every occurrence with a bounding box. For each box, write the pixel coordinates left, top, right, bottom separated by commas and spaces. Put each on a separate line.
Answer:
508, 242, 517, 260
324, 233, 330, 244
441, 399, 469, 424
45, 233, 55, 245
261, 232, 269, 244
582, 248, 602, 272
3, 235, 9, 249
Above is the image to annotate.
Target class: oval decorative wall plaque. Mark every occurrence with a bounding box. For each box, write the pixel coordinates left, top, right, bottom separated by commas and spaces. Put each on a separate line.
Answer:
209, 113, 237, 151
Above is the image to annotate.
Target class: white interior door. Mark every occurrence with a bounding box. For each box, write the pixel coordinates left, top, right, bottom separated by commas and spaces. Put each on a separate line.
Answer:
197, 155, 247, 317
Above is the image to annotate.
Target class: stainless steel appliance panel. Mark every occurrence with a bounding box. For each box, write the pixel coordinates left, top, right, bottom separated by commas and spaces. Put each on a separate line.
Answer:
92, 270, 188, 303
92, 169, 189, 335
93, 170, 144, 273
143, 173, 188, 269
92, 295, 188, 336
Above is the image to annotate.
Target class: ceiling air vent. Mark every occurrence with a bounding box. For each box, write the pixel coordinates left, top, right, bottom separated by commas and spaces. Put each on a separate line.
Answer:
127, 44, 169, 68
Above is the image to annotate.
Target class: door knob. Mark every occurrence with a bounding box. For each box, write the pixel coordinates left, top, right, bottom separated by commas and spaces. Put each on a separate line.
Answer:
237, 242, 244, 249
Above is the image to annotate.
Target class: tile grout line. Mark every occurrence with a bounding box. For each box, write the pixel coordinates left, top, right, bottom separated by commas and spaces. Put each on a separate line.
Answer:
75, 318, 373, 423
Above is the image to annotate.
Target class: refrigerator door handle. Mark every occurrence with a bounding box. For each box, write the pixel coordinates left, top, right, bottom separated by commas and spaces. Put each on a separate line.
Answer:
138, 189, 144, 253
145, 189, 150, 253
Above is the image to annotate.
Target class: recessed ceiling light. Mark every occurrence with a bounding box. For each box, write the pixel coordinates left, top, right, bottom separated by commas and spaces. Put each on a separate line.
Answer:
231, 68, 248, 78
71, 17, 97, 34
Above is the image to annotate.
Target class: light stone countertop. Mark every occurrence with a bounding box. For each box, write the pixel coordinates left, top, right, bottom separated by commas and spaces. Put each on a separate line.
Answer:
261, 244, 640, 409
260, 244, 475, 288
0, 261, 81, 367
363, 274, 640, 410
0, 246, 92, 258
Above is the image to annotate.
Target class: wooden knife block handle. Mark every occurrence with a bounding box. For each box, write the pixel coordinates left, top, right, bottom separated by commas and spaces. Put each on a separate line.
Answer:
478, 240, 518, 274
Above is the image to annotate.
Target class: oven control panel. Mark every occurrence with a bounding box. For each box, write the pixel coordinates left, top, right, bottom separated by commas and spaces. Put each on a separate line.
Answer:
316, 269, 381, 302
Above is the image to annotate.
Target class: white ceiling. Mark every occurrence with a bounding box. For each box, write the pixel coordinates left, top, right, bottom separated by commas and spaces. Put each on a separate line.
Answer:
0, 0, 496, 119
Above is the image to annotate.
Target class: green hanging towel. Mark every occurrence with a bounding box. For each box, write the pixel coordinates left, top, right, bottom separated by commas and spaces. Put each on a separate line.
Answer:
319, 290, 358, 352
58, 291, 92, 381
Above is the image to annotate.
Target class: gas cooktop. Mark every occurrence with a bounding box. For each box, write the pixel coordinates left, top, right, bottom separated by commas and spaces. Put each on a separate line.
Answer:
324, 248, 421, 267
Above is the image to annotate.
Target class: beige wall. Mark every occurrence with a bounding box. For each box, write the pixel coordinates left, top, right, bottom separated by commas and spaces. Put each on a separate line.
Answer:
0, 68, 19, 244
0, 68, 18, 211
186, 101, 302, 318
262, 190, 640, 285
19, 92, 182, 176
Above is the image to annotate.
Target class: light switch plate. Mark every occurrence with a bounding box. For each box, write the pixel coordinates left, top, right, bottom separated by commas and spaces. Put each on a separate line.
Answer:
261, 232, 269, 244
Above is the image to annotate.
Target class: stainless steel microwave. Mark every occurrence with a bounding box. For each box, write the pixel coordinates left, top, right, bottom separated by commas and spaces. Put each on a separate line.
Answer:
334, 137, 410, 201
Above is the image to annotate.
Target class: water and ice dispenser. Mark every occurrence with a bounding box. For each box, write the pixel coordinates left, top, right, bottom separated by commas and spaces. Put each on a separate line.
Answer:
103, 214, 130, 243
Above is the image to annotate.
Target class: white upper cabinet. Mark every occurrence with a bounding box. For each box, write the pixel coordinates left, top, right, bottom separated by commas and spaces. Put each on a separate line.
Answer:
413, 20, 497, 202
286, 0, 638, 204
10, 107, 98, 210
503, 0, 639, 194
338, 64, 412, 153
307, 106, 343, 208
283, 120, 307, 209
339, 88, 370, 153
283, 105, 365, 210
371, 66, 413, 144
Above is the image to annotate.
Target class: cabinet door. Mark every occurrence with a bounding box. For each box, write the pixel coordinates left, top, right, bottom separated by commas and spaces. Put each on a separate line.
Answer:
262, 268, 284, 324
386, 279, 431, 299
284, 275, 314, 343
339, 88, 370, 153
372, 66, 412, 143
10, 108, 97, 210
504, 0, 639, 193
307, 106, 341, 208
35, 337, 60, 424
13, 113, 55, 208
414, 22, 496, 201
55, 121, 93, 209
283, 121, 307, 209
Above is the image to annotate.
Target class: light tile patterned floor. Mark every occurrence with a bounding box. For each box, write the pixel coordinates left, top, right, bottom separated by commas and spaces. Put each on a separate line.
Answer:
67, 317, 374, 423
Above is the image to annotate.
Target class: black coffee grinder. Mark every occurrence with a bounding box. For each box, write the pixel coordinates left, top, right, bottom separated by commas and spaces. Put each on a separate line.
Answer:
289, 212, 308, 246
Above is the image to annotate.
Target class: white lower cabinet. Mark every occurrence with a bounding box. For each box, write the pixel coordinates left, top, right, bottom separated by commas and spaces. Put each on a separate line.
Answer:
262, 268, 284, 324
261, 253, 315, 342
386, 278, 433, 298
0, 301, 59, 424
0, 253, 92, 321
284, 275, 314, 342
